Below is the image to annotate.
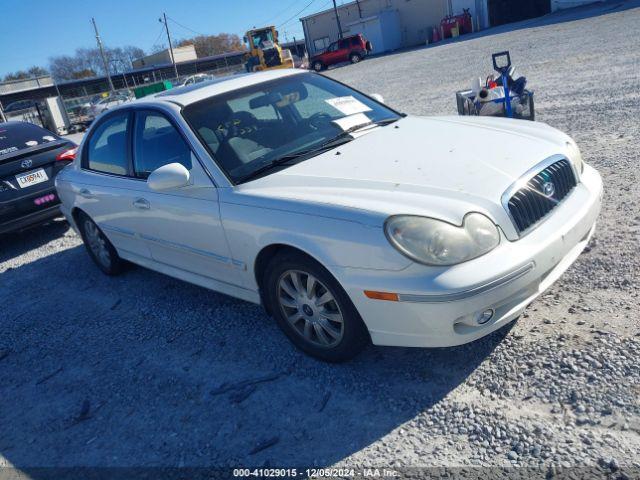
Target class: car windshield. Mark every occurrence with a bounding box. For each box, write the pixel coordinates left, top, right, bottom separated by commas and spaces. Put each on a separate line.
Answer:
183, 73, 401, 184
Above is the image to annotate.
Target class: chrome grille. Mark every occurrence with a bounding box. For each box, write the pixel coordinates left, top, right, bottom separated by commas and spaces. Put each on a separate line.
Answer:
506, 158, 577, 233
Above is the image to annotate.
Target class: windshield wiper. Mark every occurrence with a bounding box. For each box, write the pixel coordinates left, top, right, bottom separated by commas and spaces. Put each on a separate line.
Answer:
236, 138, 353, 184
236, 117, 400, 184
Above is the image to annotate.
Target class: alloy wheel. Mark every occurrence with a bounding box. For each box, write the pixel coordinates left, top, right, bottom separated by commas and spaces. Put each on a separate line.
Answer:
277, 269, 344, 348
84, 220, 111, 268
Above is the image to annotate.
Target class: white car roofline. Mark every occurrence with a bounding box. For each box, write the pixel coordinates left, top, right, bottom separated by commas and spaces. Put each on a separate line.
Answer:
150, 69, 307, 107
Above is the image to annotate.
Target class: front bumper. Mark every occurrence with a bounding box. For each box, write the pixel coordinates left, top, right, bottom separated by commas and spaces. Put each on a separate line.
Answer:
337, 164, 603, 348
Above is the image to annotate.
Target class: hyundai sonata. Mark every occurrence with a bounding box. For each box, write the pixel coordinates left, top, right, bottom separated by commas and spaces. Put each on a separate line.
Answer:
55, 70, 602, 362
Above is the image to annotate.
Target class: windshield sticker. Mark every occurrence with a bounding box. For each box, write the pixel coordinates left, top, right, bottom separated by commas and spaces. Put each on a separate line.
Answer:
331, 112, 371, 131
43, 135, 55, 142
0, 146, 19, 156
25, 140, 39, 147
325, 96, 372, 115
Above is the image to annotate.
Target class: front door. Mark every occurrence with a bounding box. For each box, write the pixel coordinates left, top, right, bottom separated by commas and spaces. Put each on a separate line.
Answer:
324, 42, 341, 64
127, 110, 240, 284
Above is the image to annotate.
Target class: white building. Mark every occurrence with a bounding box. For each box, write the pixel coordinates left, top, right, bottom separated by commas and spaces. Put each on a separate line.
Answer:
132, 45, 198, 69
300, 0, 602, 56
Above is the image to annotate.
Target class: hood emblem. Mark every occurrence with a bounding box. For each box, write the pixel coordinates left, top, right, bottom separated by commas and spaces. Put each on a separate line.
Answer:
542, 181, 555, 198
21, 159, 33, 169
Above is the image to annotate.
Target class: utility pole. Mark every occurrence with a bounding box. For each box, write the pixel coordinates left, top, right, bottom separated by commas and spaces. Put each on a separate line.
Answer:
160, 13, 180, 79
332, 0, 344, 39
91, 17, 115, 92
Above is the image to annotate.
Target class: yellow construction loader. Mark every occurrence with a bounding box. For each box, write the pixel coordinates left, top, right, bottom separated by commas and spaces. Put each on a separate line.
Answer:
244, 26, 294, 72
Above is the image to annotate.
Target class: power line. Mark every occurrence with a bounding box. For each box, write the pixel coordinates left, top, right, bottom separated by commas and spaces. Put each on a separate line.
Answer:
253, 0, 307, 28
151, 24, 166, 49
278, 0, 331, 29
167, 15, 206, 37
277, 0, 321, 29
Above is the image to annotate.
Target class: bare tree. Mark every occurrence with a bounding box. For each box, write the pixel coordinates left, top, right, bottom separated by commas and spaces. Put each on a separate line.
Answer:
3, 66, 49, 82
123, 46, 145, 64
49, 55, 85, 81
150, 43, 166, 54
176, 33, 244, 57
49, 45, 146, 81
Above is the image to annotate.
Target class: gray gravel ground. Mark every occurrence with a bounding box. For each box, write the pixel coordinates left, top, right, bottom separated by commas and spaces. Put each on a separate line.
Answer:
1, 1, 639, 476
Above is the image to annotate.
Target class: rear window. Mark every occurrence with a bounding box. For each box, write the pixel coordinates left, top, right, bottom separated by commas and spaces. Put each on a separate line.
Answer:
0, 122, 59, 157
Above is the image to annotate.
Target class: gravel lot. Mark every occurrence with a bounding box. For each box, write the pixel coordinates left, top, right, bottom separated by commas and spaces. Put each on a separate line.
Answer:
1, 1, 639, 476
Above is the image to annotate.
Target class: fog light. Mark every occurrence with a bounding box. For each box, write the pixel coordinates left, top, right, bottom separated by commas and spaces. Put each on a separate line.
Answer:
475, 309, 494, 325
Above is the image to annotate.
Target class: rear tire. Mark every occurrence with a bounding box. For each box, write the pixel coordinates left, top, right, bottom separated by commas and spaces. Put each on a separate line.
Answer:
77, 211, 124, 276
349, 53, 361, 64
264, 252, 370, 362
312, 61, 324, 72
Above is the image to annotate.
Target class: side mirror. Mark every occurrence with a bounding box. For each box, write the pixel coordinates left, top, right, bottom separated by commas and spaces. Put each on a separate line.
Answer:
147, 162, 190, 191
370, 93, 384, 103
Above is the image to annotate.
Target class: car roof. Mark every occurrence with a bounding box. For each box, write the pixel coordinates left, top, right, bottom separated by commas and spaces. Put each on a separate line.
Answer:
148, 69, 306, 107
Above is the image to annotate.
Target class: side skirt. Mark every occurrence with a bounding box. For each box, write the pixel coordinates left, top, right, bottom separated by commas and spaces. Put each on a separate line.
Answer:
118, 250, 261, 305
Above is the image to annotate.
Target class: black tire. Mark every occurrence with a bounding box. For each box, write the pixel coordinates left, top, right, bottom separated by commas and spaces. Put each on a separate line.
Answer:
76, 211, 124, 276
349, 53, 362, 64
312, 61, 324, 72
264, 252, 370, 362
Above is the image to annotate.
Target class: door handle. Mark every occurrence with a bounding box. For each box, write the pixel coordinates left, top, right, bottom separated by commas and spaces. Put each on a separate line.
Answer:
133, 198, 150, 209
79, 188, 93, 199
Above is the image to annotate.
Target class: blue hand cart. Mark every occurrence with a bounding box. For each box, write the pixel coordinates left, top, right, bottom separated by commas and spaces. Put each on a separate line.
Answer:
456, 51, 535, 121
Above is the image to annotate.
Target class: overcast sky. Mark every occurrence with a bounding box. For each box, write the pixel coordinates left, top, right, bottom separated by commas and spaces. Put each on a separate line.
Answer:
1, 0, 337, 77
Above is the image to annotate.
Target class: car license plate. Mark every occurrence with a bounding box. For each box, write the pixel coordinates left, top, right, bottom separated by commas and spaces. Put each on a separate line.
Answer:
15, 168, 48, 188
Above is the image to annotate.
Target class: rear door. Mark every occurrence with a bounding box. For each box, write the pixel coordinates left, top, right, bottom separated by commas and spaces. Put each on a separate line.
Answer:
76, 110, 151, 258
337, 39, 351, 62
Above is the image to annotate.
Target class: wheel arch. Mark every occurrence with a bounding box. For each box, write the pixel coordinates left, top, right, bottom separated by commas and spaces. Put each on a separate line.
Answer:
253, 243, 335, 315
70, 206, 88, 231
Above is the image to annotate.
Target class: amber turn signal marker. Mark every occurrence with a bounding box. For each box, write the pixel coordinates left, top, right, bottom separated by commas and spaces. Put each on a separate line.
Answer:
364, 290, 399, 301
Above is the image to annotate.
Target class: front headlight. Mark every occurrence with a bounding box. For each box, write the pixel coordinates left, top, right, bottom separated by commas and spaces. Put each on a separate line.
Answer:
565, 139, 584, 175
385, 213, 500, 266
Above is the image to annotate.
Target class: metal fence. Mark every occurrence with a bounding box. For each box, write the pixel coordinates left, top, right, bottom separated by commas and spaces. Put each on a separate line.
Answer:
4, 106, 44, 127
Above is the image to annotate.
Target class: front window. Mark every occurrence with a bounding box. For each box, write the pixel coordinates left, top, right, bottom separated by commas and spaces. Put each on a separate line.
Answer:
183, 73, 401, 184
251, 29, 274, 48
133, 112, 192, 179
313, 37, 330, 51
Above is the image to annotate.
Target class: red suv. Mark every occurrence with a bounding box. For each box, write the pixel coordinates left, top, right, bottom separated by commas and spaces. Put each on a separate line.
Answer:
310, 34, 372, 71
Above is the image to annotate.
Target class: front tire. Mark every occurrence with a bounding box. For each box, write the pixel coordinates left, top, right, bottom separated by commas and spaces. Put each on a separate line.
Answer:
312, 61, 324, 72
77, 212, 124, 275
264, 252, 369, 362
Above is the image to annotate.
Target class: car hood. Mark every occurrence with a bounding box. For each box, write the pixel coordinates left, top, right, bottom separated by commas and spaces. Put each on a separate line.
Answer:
236, 115, 575, 239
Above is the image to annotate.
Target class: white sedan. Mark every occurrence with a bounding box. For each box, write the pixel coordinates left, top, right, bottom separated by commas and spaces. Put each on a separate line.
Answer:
55, 69, 602, 362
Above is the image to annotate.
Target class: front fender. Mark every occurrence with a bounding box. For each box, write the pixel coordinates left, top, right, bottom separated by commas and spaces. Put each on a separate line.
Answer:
220, 201, 412, 290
